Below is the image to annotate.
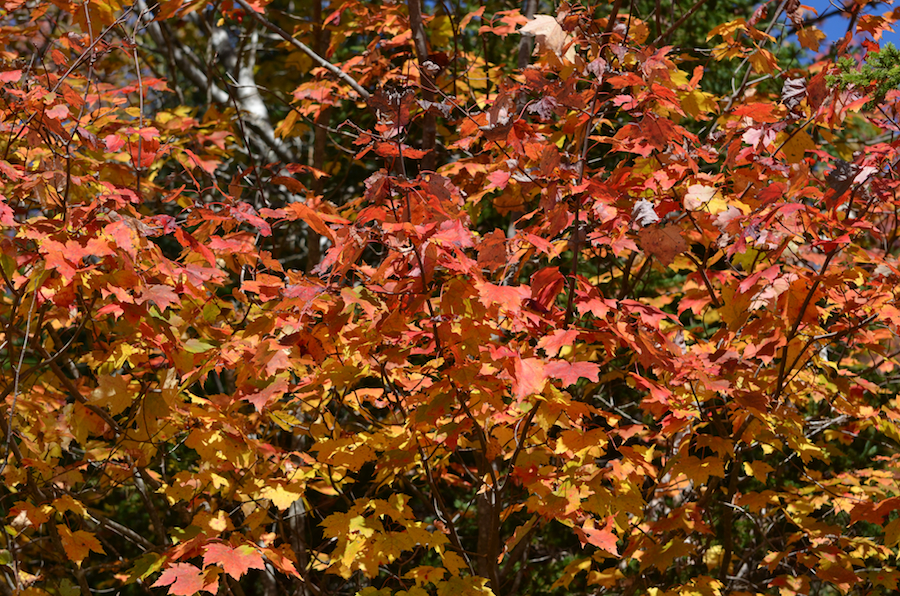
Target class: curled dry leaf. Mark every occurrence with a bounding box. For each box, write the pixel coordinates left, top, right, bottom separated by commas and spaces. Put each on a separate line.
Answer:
480, 92, 515, 141
781, 77, 807, 113
785, 0, 803, 28
632, 199, 660, 227
519, 15, 577, 61
826, 160, 858, 198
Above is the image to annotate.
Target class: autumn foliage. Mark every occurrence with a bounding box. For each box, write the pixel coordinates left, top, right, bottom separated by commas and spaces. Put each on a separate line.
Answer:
3, 0, 900, 595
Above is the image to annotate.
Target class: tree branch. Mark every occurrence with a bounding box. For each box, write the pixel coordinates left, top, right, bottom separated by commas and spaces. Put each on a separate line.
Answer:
137, 0, 294, 163
233, 0, 370, 100
652, 0, 710, 45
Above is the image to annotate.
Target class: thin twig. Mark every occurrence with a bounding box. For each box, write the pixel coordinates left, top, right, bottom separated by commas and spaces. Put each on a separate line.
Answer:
0, 290, 38, 477
652, 0, 710, 45
233, 0, 369, 99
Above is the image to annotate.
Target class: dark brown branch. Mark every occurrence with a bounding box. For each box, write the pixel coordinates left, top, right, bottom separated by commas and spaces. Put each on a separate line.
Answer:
517, 0, 538, 68
684, 252, 722, 308
772, 247, 839, 403
407, 0, 436, 171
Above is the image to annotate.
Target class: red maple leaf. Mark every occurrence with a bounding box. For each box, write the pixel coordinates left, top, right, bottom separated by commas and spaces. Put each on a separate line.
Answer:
231, 201, 272, 236
242, 379, 289, 412
576, 516, 619, 555
477, 281, 530, 312
45, 104, 69, 119
152, 563, 219, 596
0, 194, 15, 226
536, 329, 579, 358
203, 543, 265, 579
374, 142, 429, 159
545, 360, 601, 386
262, 547, 301, 578
137, 284, 181, 311
514, 356, 546, 401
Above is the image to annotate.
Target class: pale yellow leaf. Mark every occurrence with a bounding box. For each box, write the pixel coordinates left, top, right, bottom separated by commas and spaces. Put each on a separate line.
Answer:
519, 15, 576, 61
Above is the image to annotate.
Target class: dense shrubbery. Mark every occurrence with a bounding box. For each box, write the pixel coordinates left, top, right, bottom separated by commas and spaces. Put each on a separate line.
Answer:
2, 1, 900, 596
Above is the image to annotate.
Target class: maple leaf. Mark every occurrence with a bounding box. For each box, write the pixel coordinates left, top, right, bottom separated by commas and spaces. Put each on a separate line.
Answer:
285, 202, 336, 241
260, 483, 303, 510
181, 148, 218, 174
536, 329, 580, 358
519, 15, 576, 61
797, 26, 826, 51
270, 175, 307, 194
137, 284, 181, 311
51, 495, 88, 518
92, 374, 133, 416
576, 516, 619, 555
637, 226, 687, 266
374, 142, 429, 160
127, 552, 166, 584
57, 526, 105, 567
45, 104, 69, 119
262, 347, 292, 376
367, 86, 415, 136
430, 219, 475, 249
477, 229, 508, 271
683, 185, 718, 211
203, 543, 265, 579
514, 357, 546, 400
545, 360, 601, 386
826, 160, 858, 198
129, 137, 160, 168
153, 563, 219, 596
241, 379, 289, 411
231, 201, 272, 236
0, 194, 15, 226
781, 77, 806, 112
527, 95, 561, 120
530, 267, 565, 310
781, 129, 816, 164
479, 93, 515, 142
262, 547, 301, 578
485, 169, 511, 190
632, 199, 660, 227
477, 281, 530, 312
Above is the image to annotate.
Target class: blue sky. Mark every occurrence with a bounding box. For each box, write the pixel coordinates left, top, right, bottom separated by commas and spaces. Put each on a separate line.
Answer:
801, 0, 899, 50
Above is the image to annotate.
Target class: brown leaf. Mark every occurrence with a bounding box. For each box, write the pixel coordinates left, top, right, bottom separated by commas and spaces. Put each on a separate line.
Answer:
367, 86, 415, 138
638, 226, 687, 266
826, 160, 858, 198
781, 77, 806, 112
477, 229, 509, 271
480, 92, 515, 141
807, 71, 828, 110
785, 0, 803, 28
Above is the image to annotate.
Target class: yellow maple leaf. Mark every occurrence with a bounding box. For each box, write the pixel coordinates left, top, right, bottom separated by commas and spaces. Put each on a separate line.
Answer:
260, 483, 303, 510
58, 526, 105, 568
781, 129, 816, 164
